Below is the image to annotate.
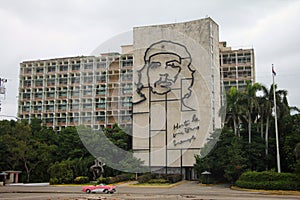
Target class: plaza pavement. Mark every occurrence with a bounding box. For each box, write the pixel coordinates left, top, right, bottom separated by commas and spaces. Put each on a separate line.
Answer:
0, 181, 299, 200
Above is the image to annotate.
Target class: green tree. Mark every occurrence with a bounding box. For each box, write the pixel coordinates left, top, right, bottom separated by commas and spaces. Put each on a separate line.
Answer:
48, 160, 74, 184
226, 87, 245, 137
103, 124, 131, 151
57, 126, 90, 160
223, 137, 247, 182
242, 81, 261, 144
257, 85, 273, 161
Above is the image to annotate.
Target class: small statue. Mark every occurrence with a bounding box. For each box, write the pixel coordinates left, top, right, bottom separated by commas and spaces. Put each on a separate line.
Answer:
90, 157, 105, 180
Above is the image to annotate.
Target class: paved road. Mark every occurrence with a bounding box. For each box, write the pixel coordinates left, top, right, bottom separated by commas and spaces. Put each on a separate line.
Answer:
0, 181, 299, 200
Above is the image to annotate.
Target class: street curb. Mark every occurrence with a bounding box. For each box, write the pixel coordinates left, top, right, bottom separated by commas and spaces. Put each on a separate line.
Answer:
126, 180, 187, 188
231, 185, 300, 195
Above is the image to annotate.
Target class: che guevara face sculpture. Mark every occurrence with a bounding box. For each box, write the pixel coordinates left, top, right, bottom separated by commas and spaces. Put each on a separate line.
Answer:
134, 40, 195, 111
146, 53, 182, 95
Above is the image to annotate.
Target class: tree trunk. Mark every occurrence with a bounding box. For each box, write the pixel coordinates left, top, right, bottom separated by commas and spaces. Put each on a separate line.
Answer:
233, 116, 237, 136
24, 159, 31, 183
265, 116, 269, 170
248, 113, 252, 144
260, 118, 264, 139
237, 117, 241, 137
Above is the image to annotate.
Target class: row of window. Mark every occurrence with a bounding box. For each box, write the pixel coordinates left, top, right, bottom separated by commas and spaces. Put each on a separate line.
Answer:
21, 102, 132, 111
42, 115, 132, 124
21, 70, 131, 80
21, 87, 133, 99
22, 60, 133, 74
222, 71, 251, 79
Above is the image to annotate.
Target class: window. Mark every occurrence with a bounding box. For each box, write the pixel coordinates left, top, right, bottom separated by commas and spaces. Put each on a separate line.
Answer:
24, 80, 31, 87
36, 67, 44, 73
59, 65, 68, 72
58, 91, 67, 98
35, 93, 42, 99
83, 76, 93, 83
72, 64, 80, 71
96, 116, 105, 121
96, 85, 106, 95
48, 66, 56, 72
34, 105, 42, 111
59, 78, 68, 85
46, 105, 54, 111
58, 105, 67, 111
96, 75, 106, 82
47, 92, 55, 98
45, 118, 53, 123
122, 102, 132, 107
35, 80, 43, 87
122, 84, 132, 94
71, 77, 80, 84
96, 102, 106, 108
22, 106, 30, 111
121, 73, 133, 81
84, 63, 93, 70
96, 62, 106, 69
122, 60, 133, 67
83, 103, 92, 109
71, 91, 79, 97
83, 89, 92, 96
47, 79, 55, 86
71, 104, 79, 110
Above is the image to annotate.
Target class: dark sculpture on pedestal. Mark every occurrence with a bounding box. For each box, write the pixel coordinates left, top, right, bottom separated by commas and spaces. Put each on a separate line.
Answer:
90, 157, 105, 180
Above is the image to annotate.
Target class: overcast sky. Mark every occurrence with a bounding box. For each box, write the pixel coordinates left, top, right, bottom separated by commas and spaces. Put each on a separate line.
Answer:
0, 0, 300, 119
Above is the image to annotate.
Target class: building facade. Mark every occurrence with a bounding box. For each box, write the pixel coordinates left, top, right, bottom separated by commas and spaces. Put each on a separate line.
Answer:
132, 18, 223, 179
18, 18, 255, 179
18, 52, 133, 131
219, 41, 255, 91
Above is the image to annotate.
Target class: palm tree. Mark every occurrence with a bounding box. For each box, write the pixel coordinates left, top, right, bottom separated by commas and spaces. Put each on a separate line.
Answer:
295, 143, 300, 160
242, 81, 262, 144
257, 85, 273, 161
258, 84, 291, 169
226, 87, 244, 137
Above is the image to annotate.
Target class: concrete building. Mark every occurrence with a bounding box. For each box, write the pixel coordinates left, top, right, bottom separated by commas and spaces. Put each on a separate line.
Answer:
219, 41, 255, 91
18, 52, 133, 131
132, 18, 222, 179
18, 18, 254, 179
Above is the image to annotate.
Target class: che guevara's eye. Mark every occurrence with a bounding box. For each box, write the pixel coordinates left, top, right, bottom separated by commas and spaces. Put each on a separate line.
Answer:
166, 60, 180, 69
149, 62, 161, 69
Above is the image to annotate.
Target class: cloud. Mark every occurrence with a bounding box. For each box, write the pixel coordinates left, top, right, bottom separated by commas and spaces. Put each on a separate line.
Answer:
1, 0, 300, 117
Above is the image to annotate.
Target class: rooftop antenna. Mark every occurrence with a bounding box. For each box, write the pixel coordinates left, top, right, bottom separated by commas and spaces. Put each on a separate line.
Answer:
0, 78, 7, 112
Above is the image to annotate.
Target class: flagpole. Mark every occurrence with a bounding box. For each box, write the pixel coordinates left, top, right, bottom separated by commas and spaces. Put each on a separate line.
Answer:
272, 64, 281, 173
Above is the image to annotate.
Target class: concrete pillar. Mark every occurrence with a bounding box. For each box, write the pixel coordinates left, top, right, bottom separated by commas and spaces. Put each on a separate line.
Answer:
9, 173, 14, 183
15, 173, 19, 183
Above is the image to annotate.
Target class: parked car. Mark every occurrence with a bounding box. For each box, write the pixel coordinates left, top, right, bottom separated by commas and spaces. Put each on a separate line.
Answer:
82, 184, 116, 194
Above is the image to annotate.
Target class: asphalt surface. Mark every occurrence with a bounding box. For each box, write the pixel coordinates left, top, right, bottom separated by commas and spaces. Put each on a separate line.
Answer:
0, 181, 299, 200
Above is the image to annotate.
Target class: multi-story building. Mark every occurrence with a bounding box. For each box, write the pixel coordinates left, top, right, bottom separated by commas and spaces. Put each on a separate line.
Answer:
18, 18, 255, 179
18, 47, 133, 131
219, 41, 255, 91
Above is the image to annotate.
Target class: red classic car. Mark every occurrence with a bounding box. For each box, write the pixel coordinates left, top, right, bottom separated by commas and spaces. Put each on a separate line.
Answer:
82, 184, 116, 194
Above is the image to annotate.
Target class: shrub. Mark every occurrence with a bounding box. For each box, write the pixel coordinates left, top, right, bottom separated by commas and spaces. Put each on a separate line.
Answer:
148, 179, 168, 184
97, 173, 134, 184
137, 173, 182, 184
236, 171, 300, 191
49, 178, 59, 185
137, 173, 156, 183
48, 161, 74, 184
74, 176, 89, 184
97, 177, 110, 184
165, 174, 182, 183
109, 173, 134, 183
